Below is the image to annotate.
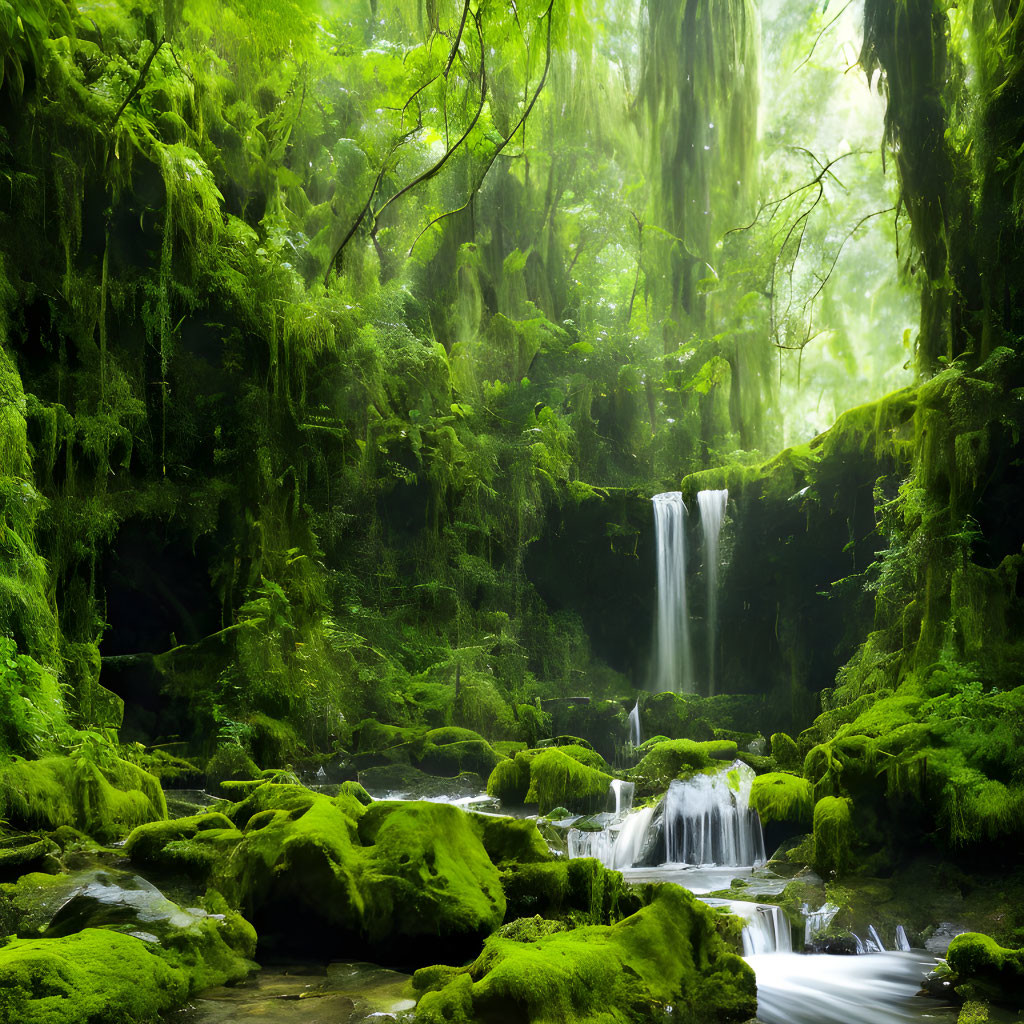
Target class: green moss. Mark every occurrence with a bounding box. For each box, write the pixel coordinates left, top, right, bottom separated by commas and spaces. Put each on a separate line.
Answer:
957, 1001, 990, 1024
486, 757, 531, 805
357, 800, 506, 944
339, 780, 374, 805
812, 796, 853, 879
414, 885, 756, 1024
209, 784, 505, 957
501, 859, 643, 926
750, 772, 813, 825
205, 745, 260, 798
124, 812, 242, 879
770, 732, 800, 770
0, 756, 165, 840
0, 928, 187, 1024
525, 748, 614, 815
472, 814, 552, 866
947, 933, 1024, 1006
628, 739, 729, 796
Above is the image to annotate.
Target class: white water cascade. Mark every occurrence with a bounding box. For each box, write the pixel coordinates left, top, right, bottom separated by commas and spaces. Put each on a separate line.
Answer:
609, 779, 635, 817
663, 761, 765, 867
704, 899, 794, 955
696, 488, 728, 696
652, 492, 693, 693
627, 700, 642, 748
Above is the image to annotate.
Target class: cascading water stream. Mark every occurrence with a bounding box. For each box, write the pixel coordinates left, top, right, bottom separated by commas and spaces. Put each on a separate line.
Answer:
696, 488, 728, 696
652, 492, 693, 693
627, 700, 641, 748
662, 761, 765, 867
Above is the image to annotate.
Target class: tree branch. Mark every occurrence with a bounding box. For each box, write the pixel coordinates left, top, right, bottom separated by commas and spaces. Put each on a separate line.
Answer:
407, 0, 556, 256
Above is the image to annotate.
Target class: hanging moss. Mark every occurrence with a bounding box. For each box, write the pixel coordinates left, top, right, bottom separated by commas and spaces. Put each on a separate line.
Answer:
812, 796, 853, 879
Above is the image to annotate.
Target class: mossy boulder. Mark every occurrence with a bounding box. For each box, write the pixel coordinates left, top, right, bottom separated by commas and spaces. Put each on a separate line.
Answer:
124, 811, 243, 880
750, 772, 813, 825
0, 756, 166, 840
0, 868, 256, 1023
472, 814, 551, 867
628, 739, 735, 797
812, 796, 853, 878
0, 929, 187, 1024
946, 933, 1024, 1006
205, 784, 505, 960
486, 748, 614, 814
413, 884, 756, 1024
525, 748, 614, 815
501, 859, 643, 925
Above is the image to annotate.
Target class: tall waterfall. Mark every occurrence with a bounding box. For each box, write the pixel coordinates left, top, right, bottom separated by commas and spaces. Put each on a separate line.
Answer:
652, 492, 693, 694
697, 488, 728, 697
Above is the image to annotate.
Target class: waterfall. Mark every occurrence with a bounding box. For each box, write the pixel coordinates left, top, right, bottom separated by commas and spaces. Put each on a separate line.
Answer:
804, 902, 840, 945
652, 492, 693, 694
663, 761, 765, 867
627, 700, 642, 748
895, 925, 911, 952
705, 899, 793, 955
608, 779, 635, 817
696, 488, 728, 697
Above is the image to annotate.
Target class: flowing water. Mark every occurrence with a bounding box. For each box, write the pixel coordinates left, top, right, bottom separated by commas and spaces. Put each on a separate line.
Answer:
652, 492, 693, 693
565, 762, 952, 1023
696, 488, 729, 696
627, 699, 642, 748
749, 952, 956, 1024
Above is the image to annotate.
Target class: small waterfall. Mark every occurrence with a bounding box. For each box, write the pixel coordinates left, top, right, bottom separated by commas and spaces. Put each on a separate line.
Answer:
608, 779, 635, 817
652, 492, 693, 694
663, 761, 765, 867
895, 925, 911, 952
696, 488, 728, 697
567, 828, 615, 862
627, 700, 642, 748
611, 806, 655, 869
803, 901, 840, 945
705, 899, 793, 955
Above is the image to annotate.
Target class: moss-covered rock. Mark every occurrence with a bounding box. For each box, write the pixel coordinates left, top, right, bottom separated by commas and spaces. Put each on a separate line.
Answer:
525, 748, 614, 815
812, 796, 853, 878
124, 811, 242, 879
0, 866, 256, 1023
472, 814, 551, 867
0, 756, 166, 840
501, 859, 643, 926
413, 884, 756, 1024
486, 756, 531, 805
205, 784, 505, 960
628, 739, 735, 796
946, 933, 1024, 1006
486, 747, 614, 814
750, 772, 813, 825
0, 928, 187, 1024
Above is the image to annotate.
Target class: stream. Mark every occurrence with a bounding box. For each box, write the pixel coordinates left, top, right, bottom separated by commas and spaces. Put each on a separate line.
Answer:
566, 760, 959, 1024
